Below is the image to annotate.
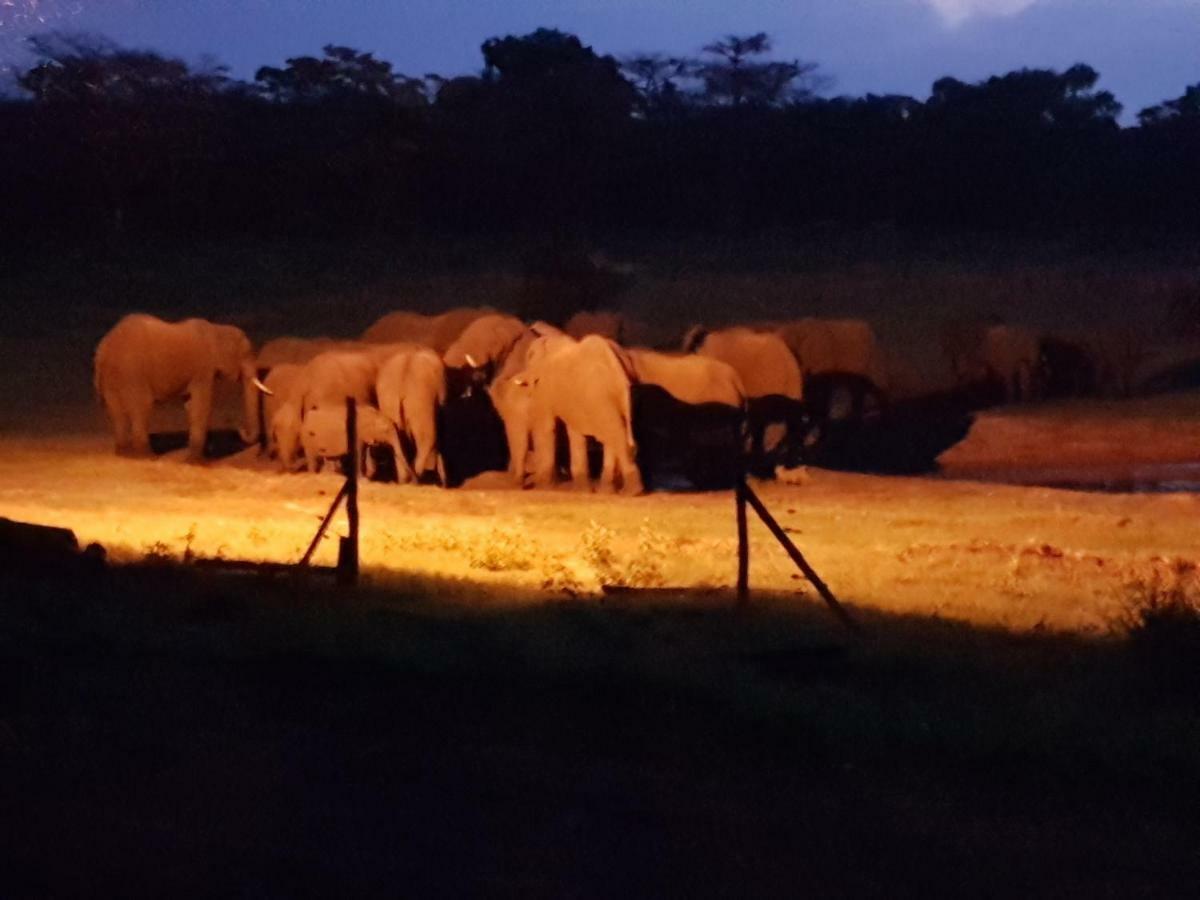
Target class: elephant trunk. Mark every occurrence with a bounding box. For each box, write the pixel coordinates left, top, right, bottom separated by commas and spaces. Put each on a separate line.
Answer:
239, 360, 262, 446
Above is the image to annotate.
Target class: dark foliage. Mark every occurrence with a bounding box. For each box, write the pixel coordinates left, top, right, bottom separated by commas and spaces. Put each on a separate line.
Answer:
3, 29, 1199, 251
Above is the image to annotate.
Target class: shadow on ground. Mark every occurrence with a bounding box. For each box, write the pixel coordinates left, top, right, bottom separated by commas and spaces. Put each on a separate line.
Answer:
2, 562, 1198, 898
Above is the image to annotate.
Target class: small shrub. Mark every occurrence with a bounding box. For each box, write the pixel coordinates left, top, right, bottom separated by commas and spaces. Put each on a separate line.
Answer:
626, 520, 670, 589
142, 540, 176, 565
540, 556, 584, 596
469, 527, 535, 572
1119, 558, 1200, 693
179, 524, 198, 563
581, 520, 621, 586
580, 519, 670, 589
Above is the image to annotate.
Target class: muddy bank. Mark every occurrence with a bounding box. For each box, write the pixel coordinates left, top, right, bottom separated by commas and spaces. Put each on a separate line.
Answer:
938, 392, 1200, 491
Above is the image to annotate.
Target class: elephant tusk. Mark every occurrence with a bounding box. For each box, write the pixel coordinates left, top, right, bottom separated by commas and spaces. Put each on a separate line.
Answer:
465, 353, 479, 368
252, 376, 274, 396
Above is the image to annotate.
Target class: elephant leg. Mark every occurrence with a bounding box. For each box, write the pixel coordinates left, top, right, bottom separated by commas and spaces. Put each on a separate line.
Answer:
184, 378, 214, 461
128, 392, 154, 456
567, 426, 590, 490
617, 443, 643, 496
599, 443, 618, 491
392, 430, 416, 484
434, 451, 448, 488
411, 426, 435, 479
530, 418, 558, 488
103, 390, 132, 453
502, 413, 529, 482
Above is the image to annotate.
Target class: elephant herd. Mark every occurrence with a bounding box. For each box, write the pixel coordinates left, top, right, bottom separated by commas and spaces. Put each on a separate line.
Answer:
92, 305, 1123, 490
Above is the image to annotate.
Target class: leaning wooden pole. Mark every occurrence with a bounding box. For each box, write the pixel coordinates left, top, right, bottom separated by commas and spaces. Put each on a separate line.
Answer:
299, 480, 349, 568
741, 481, 860, 633
338, 396, 360, 586
735, 476, 750, 605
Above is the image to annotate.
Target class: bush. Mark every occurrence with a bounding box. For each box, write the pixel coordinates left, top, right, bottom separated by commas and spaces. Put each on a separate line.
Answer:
1119, 558, 1200, 695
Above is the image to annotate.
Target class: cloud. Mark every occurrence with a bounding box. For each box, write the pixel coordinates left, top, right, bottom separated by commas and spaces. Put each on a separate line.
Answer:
925, 0, 1041, 28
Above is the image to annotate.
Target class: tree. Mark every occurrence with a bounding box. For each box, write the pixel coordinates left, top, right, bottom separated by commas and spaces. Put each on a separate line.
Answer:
927, 64, 1121, 130
254, 45, 426, 106
1139, 83, 1200, 125
693, 32, 822, 108
621, 53, 691, 117
480, 27, 635, 125
19, 33, 230, 104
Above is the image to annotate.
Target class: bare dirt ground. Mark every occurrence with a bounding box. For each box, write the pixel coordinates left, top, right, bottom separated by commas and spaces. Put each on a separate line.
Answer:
2, 425, 1197, 634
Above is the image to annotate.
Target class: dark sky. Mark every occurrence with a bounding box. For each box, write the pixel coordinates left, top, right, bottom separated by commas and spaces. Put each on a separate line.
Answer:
1, 0, 1196, 120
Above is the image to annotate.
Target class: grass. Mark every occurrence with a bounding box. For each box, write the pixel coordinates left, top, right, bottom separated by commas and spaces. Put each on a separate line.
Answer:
2, 559, 1199, 896
5, 434, 1200, 633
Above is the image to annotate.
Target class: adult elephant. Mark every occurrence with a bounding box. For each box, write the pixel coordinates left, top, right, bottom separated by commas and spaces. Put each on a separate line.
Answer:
682, 325, 804, 472
361, 306, 495, 353
484, 322, 562, 483
564, 309, 626, 343
772, 317, 888, 411
627, 348, 748, 489
94, 314, 262, 460
442, 313, 530, 403
376, 347, 449, 485
508, 333, 642, 493
981, 324, 1042, 403
941, 321, 1042, 404
256, 336, 356, 372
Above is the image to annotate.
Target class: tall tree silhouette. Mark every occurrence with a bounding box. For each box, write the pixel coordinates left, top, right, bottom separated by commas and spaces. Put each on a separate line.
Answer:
471, 28, 636, 229
1139, 83, 1200, 125
254, 45, 427, 106
927, 64, 1121, 130
621, 53, 692, 117
694, 33, 821, 108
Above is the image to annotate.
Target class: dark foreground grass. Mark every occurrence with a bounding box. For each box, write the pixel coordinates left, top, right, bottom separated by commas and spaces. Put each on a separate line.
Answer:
2, 562, 1199, 898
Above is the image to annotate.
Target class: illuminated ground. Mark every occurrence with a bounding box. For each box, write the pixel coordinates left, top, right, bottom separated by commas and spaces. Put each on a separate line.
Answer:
2, 422, 1197, 634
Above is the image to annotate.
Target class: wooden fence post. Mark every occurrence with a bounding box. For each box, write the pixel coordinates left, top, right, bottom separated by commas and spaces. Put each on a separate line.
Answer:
736, 475, 749, 605
337, 396, 360, 586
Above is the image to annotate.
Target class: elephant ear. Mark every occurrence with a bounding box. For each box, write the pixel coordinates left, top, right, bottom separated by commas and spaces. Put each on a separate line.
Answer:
212, 324, 253, 377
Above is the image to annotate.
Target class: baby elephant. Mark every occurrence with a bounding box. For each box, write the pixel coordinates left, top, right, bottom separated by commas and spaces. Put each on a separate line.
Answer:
300, 403, 408, 480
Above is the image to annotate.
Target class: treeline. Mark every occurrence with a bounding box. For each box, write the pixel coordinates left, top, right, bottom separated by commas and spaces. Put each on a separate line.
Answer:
3, 28, 1199, 247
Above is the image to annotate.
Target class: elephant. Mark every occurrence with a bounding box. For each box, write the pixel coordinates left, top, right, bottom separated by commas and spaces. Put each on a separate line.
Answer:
483, 325, 555, 483
270, 402, 304, 471
299, 403, 404, 478
1038, 335, 1099, 398
265, 346, 408, 471
564, 309, 626, 343
260, 363, 303, 458
441, 313, 528, 392
627, 348, 746, 408
981, 324, 1042, 403
376, 347, 448, 485
940, 320, 1041, 404
256, 336, 358, 372
94, 313, 263, 460
626, 348, 749, 489
513, 333, 642, 493
681, 325, 804, 470
772, 318, 889, 400
360, 306, 495, 353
